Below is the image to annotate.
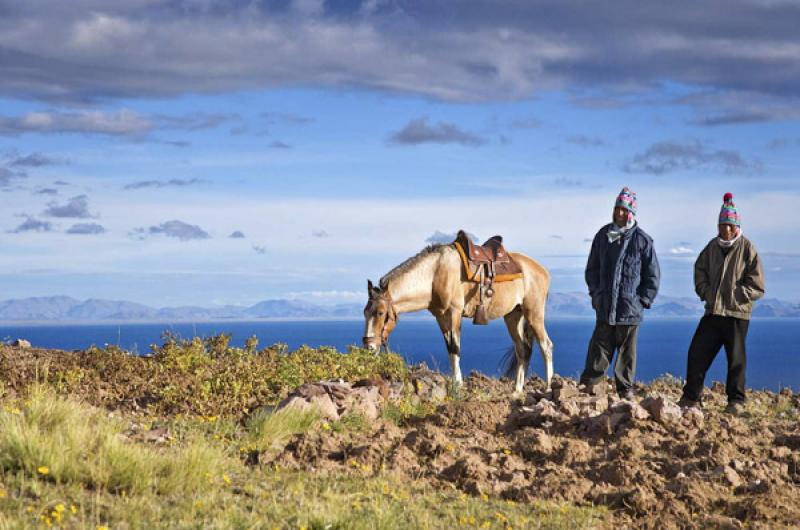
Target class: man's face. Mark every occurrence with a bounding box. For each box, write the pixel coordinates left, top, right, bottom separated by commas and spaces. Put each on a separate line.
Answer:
718, 223, 738, 241
613, 206, 630, 227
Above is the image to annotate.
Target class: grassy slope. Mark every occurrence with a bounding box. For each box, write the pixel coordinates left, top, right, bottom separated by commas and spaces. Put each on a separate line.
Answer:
0, 339, 605, 529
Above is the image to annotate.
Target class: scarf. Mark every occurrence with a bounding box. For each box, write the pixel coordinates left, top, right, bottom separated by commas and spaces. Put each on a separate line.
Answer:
607, 218, 636, 243
717, 228, 742, 248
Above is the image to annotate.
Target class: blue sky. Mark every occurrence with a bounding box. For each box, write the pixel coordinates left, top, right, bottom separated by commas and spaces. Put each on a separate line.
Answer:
1, 0, 799, 306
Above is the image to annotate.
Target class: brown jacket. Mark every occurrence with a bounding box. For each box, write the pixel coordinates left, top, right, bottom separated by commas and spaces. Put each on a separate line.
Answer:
694, 235, 765, 320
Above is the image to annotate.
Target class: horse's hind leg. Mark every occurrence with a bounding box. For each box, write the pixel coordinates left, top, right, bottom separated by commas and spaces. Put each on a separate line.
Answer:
504, 307, 531, 395
435, 310, 463, 385
526, 315, 554, 389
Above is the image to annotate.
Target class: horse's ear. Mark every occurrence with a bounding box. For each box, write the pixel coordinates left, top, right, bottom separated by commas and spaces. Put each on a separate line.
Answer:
367, 279, 375, 295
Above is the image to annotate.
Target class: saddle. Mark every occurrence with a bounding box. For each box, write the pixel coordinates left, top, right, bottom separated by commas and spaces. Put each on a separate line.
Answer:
453, 230, 523, 325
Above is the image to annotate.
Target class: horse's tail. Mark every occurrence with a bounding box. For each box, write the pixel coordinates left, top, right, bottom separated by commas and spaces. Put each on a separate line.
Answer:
500, 345, 518, 380
500, 317, 535, 379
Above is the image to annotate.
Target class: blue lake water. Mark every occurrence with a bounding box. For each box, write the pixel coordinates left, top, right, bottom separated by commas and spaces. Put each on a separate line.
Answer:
1, 318, 797, 391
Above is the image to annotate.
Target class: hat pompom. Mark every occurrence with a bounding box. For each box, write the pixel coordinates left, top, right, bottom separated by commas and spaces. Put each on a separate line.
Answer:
723, 192, 734, 203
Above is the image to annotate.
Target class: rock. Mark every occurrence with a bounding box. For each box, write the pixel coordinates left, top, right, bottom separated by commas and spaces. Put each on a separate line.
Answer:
558, 399, 580, 417
610, 399, 650, 420
713, 465, 743, 488
515, 399, 564, 427
276, 392, 340, 421
11, 339, 31, 348
779, 387, 793, 397
640, 395, 683, 424
411, 372, 448, 402
573, 395, 610, 416
682, 406, 705, 427
702, 515, 743, 530
582, 412, 623, 437
770, 446, 792, 460
141, 427, 171, 444
353, 376, 389, 400
318, 381, 352, 401
293, 383, 327, 399
551, 379, 580, 402
347, 385, 382, 421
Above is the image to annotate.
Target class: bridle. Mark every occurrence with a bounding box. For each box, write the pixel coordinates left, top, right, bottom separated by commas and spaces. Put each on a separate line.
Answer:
363, 290, 397, 353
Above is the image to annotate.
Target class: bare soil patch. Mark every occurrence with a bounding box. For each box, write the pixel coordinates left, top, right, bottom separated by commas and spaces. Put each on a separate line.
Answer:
270, 372, 800, 529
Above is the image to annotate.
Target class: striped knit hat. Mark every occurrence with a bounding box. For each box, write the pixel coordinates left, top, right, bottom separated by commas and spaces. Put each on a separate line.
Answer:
719, 192, 740, 226
615, 187, 637, 216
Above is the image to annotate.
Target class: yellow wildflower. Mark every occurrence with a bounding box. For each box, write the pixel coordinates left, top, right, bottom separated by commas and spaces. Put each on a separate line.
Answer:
54, 504, 65, 513
502, 449, 512, 455
37, 466, 49, 475
0, 488, 6, 498
321, 422, 331, 431
97, 526, 110, 530
70, 505, 78, 514
222, 474, 232, 485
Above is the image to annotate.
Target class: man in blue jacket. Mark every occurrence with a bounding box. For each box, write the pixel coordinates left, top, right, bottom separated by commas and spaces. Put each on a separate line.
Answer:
580, 187, 660, 399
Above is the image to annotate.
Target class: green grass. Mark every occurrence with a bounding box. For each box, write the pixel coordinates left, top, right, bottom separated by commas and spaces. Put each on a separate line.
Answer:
0, 387, 236, 498
331, 412, 370, 434
245, 406, 321, 454
381, 396, 437, 427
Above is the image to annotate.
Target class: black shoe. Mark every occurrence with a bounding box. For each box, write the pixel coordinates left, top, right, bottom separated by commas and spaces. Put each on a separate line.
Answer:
725, 401, 745, 415
678, 396, 702, 409
586, 382, 607, 397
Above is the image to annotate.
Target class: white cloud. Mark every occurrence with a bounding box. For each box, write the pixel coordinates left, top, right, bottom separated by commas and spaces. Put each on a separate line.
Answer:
669, 246, 694, 255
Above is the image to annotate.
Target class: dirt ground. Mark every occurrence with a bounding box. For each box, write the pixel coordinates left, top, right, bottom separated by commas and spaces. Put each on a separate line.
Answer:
272, 371, 800, 530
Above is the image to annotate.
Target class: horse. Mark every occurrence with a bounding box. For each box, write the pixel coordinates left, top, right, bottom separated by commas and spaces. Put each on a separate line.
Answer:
362, 241, 554, 394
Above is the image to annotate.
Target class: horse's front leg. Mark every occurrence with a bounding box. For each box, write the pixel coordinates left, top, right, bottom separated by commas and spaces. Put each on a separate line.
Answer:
436, 311, 463, 385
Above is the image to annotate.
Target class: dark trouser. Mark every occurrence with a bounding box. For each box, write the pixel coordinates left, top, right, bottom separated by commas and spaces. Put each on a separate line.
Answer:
580, 321, 639, 394
681, 315, 749, 404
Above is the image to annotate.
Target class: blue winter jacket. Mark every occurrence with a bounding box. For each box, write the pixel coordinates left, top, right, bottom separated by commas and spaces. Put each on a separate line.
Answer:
585, 223, 660, 325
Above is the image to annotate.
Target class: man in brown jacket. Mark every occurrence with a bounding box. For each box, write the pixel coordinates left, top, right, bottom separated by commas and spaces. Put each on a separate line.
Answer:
679, 193, 765, 413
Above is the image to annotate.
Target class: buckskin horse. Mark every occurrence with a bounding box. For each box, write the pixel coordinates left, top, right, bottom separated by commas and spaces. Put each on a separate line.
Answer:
363, 231, 554, 394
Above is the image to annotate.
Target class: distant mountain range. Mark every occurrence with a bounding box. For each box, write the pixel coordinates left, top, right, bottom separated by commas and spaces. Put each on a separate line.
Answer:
0, 293, 797, 322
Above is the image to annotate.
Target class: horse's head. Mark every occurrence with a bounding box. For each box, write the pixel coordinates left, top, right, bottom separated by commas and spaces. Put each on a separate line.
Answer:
363, 279, 397, 351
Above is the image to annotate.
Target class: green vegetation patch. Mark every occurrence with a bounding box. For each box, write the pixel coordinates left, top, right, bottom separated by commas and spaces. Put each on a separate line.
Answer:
0, 335, 408, 418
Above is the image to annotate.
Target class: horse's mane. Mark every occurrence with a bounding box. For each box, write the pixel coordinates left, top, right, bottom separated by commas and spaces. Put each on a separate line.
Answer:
379, 243, 449, 289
